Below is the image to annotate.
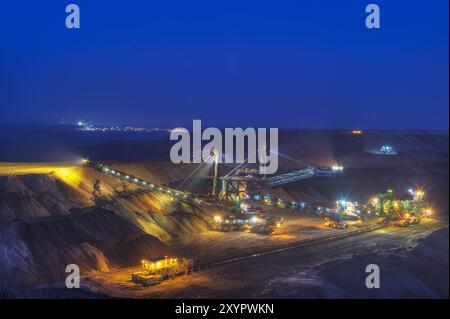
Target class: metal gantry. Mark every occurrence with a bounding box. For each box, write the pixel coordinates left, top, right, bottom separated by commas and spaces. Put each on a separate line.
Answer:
265, 167, 316, 187
87, 161, 205, 204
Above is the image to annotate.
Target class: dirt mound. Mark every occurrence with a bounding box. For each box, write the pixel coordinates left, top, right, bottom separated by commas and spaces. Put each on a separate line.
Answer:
0, 173, 90, 222
0, 208, 172, 284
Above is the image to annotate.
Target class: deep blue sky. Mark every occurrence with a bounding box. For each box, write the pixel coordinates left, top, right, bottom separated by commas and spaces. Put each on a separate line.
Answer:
0, 0, 448, 129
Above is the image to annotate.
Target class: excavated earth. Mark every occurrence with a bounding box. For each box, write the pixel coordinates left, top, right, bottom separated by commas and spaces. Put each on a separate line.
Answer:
0, 165, 211, 287
0, 130, 448, 297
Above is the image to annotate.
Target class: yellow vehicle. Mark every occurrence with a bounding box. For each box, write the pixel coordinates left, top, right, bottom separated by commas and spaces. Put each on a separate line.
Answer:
131, 256, 193, 286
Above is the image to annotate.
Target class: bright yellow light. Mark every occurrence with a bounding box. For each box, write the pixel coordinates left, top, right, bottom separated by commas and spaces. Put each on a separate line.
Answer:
425, 209, 433, 216
415, 189, 425, 199
352, 130, 362, 135
276, 223, 281, 228
54, 168, 84, 189
404, 213, 411, 218
0, 162, 78, 176
214, 215, 222, 223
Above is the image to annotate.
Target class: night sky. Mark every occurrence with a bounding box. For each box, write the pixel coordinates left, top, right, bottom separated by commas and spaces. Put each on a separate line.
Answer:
0, 0, 448, 129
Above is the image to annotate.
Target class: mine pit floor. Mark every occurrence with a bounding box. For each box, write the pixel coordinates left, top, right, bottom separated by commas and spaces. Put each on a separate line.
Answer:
81, 213, 446, 298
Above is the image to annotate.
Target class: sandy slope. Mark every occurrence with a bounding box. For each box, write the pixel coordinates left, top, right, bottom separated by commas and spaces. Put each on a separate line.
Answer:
0, 164, 212, 285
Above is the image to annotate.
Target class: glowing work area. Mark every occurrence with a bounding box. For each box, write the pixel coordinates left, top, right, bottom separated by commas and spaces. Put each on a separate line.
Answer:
0, 162, 78, 176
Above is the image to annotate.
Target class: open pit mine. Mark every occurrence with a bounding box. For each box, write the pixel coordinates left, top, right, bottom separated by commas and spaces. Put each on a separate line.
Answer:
0, 130, 448, 298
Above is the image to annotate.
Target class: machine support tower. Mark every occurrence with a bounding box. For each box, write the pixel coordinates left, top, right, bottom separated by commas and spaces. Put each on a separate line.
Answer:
211, 148, 220, 199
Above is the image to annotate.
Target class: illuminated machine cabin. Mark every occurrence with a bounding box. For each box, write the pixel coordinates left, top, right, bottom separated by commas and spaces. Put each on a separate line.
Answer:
379, 145, 396, 154
131, 256, 193, 286
219, 168, 265, 202
142, 257, 180, 271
